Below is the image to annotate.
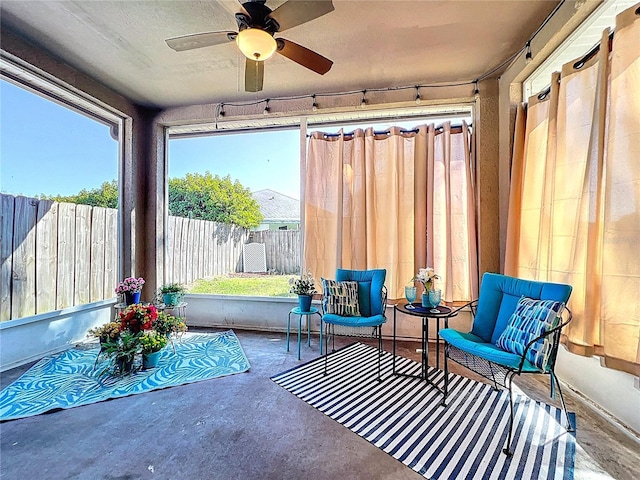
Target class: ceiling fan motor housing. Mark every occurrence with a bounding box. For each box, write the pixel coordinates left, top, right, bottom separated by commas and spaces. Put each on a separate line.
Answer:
238, 1, 280, 33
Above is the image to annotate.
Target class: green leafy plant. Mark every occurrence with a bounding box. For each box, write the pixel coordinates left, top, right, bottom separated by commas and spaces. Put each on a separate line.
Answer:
288, 271, 317, 296
156, 282, 187, 306
40, 180, 118, 208
101, 331, 142, 374
43, 172, 263, 228
153, 312, 188, 337
139, 331, 169, 354
159, 282, 186, 294
168, 172, 263, 228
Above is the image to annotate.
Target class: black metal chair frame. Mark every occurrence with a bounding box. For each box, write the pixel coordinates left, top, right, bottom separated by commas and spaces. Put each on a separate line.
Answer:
322, 286, 387, 381
441, 300, 575, 456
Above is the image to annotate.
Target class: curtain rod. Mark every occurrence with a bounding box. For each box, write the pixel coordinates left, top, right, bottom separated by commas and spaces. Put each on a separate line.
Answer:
536, 29, 617, 101
573, 30, 614, 70
308, 123, 470, 139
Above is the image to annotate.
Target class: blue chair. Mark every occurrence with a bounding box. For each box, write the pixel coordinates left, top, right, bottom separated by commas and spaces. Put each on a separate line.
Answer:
321, 269, 387, 381
439, 272, 574, 456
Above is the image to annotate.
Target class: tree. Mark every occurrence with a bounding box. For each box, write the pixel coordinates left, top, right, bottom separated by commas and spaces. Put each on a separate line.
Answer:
42, 172, 263, 229
169, 172, 262, 228
41, 180, 118, 208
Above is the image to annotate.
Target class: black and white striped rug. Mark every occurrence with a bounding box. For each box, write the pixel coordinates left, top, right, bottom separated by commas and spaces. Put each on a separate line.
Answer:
271, 342, 575, 480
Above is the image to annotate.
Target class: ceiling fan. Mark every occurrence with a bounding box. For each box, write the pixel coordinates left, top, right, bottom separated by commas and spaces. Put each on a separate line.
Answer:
165, 0, 335, 93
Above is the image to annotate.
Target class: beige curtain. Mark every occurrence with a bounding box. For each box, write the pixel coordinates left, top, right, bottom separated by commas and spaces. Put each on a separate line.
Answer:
601, 6, 640, 374
304, 122, 477, 302
505, 4, 640, 375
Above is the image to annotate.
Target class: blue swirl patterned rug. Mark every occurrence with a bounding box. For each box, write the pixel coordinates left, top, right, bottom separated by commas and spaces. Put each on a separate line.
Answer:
0, 330, 250, 422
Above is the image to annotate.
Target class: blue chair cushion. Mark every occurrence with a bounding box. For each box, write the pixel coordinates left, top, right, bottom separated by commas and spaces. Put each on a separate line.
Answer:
336, 268, 386, 317
439, 328, 540, 373
322, 313, 386, 328
321, 278, 360, 316
496, 297, 564, 370
470, 273, 572, 344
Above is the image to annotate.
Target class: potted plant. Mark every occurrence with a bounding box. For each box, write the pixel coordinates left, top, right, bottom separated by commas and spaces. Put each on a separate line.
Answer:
139, 331, 168, 368
289, 271, 317, 312
101, 331, 142, 374
153, 312, 188, 338
118, 303, 158, 334
88, 321, 122, 347
115, 276, 145, 305
158, 282, 186, 307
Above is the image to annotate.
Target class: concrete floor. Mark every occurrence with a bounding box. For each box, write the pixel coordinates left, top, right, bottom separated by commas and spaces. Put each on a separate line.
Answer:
1, 328, 639, 480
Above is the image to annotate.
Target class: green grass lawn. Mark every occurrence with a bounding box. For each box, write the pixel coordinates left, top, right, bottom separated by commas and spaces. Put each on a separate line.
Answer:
190, 275, 294, 297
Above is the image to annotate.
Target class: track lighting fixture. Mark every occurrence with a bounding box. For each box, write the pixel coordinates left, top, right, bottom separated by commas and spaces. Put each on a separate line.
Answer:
312, 95, 318, 111
263, 99, 270, 115
525, 42, 532, 63
415, 86, 421, 105
219, 104, 225, 117
473, 81, 479, 96
360, 90, 367, 108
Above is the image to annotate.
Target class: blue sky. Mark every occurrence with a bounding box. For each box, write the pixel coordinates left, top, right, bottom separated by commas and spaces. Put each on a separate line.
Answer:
1, 80, 118, 197
169, 130, 300, 199
0, 80, 300, 199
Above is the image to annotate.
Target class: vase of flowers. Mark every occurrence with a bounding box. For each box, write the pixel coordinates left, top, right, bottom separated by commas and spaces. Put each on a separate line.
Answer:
88, 321, 122, 348
413, 267, 440, 307
139, 331, 168, 369
289, 271, 317, 312
116, 276, 145, 305
118, 303, 158, 334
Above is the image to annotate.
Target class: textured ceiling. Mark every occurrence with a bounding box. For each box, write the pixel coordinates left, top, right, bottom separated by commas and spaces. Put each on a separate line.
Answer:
0, 0, 561, 109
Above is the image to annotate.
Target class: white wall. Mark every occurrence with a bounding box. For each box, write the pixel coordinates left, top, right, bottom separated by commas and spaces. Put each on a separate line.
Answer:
556, 348, 640, 435
185, 295, 471, 340
186, 294, 473, 341
0, 301, 114, 371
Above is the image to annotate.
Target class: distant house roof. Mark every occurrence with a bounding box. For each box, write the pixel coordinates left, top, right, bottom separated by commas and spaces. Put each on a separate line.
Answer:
252, 189, 300, 223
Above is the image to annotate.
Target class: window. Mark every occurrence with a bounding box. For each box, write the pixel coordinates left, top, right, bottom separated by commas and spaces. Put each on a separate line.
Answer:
165, 108, 473, 299
167, 129, 300, 297
0, 75, 120, 321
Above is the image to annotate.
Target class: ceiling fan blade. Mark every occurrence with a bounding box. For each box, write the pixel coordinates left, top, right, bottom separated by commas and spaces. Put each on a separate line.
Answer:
269, 0, 334, 32
245, 58, 264, 92
276, 39, 333, 75
165, 31, 235, 52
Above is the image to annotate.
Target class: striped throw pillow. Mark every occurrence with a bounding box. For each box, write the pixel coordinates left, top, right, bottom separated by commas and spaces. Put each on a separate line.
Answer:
496, 297, 564, 370
321, 278, 361, 317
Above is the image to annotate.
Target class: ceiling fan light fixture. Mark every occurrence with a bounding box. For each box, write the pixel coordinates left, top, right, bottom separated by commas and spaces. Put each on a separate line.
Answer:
236, 28, 277, 61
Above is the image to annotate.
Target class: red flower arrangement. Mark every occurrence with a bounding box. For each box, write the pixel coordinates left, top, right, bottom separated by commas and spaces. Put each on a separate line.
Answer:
118, 304, 158, 333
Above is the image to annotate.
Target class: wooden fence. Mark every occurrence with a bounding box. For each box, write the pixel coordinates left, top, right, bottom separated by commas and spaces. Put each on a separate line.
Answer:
166, 216, 249, 285
249, 230, 301, 274
1, 194, 302, 321
0, 195, 118, 321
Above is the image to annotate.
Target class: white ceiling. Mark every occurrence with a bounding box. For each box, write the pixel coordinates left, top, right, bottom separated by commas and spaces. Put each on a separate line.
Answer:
0, 0, 561, 109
